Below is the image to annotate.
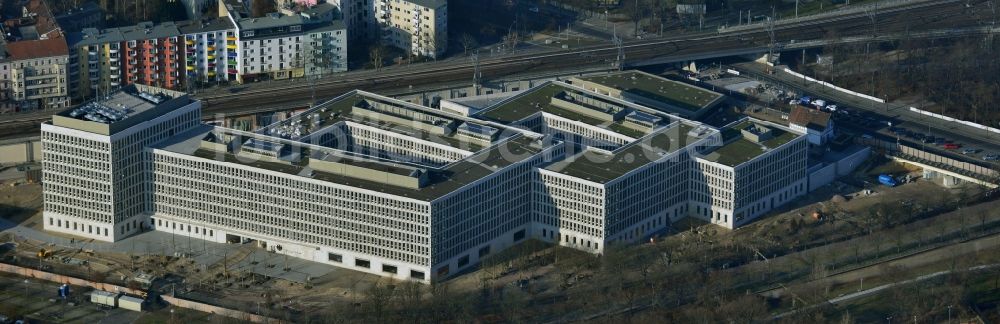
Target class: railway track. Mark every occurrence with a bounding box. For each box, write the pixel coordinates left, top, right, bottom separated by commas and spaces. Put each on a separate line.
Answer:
0, 0, 990, 140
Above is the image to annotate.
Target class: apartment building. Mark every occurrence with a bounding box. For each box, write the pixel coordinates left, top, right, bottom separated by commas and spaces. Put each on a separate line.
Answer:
70, 22, 185, 101
5, 37, 70, 111
375, 0, 448, 58
328, 0, 374, 40
0, 0, 71, 112
178, 18, 239, 85
219, 0, 347, 81
42, 75, 807, 283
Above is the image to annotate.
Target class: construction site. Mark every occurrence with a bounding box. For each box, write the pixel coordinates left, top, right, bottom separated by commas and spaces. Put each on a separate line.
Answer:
2, 150, 999, 322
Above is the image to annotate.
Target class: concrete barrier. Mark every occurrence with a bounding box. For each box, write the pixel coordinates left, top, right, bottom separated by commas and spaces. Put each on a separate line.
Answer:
909, 106, 1000, 135
783, 68, 886, 103
0, 263, 280, 323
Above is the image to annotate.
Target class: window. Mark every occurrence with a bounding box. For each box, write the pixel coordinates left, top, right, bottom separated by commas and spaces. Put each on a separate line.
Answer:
478, 246, 490, 258
410, 270, 425, 280
458, 255, 469, 267
382, 265, 397, 274
328, 253, 342, 263
513, 229, 526, 242
356, 259, 370, 268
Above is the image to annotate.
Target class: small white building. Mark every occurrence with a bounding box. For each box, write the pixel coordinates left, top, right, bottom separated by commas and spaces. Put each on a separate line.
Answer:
788, 105, 834, 146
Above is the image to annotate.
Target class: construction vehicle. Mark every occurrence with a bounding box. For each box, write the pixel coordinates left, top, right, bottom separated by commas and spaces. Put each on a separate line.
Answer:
878, 174, 898, 187
37, 249, 53, 259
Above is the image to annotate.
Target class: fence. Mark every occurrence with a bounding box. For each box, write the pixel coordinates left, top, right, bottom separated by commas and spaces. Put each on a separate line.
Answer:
855, 137, 997, 182
909, 106, 1000, 136
718, 0, 950, 33
783, 68, 885, 103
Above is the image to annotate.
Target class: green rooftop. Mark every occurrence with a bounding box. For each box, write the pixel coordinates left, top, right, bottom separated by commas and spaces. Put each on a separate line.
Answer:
547, 123, 700, 183
705, 121, 799, 167
479, 83, 649, 139
578, 71, 724, 112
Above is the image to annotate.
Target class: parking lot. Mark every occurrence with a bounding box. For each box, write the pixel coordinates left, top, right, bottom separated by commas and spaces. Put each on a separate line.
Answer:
730, 62, 1000, 167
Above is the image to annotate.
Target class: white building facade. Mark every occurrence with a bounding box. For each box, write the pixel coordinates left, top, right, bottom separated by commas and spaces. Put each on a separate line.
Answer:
41, 80, 809, 283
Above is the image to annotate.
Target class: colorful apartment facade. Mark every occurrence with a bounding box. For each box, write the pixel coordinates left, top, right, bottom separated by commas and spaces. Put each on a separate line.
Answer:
70, 22, 185, 101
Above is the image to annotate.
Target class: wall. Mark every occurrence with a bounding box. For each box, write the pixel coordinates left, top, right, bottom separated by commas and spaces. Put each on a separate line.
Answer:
783, 68, 885, 103
0, 137, 40, 164
835, 147, 871, 177
808, 163, 837, 191
0, 263, 277, 323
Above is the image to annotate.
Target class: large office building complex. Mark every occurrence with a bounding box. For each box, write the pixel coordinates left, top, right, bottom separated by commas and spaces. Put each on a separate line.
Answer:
42, 73, 807, 283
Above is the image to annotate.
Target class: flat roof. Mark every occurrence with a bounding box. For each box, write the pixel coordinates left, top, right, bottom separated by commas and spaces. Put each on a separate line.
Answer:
178, 17, 236, 34
188, 134, 543, 201
704, 120, 800, 167
546, 123, 701, 183
578, 71, 724, 112
478, 83, 649, 139
270, 93, 486, 152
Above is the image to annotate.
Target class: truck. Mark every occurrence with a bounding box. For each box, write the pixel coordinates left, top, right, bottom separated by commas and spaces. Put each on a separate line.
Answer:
878, 174, 898, 187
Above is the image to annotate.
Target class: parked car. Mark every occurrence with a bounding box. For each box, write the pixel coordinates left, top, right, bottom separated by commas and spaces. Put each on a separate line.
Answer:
921, 136, 934, 143
984, 154, 1000, 161
943, 143, 961, 149
962, 148, 979, 155
934, 138, 947, 145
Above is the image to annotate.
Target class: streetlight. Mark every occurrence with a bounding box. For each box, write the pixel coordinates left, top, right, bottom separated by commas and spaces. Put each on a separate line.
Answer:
948, 305, 953, 323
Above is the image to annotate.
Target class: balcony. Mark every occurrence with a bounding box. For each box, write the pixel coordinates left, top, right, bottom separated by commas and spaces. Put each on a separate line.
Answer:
186, 66, 194, 71
186, 39, 195, 45
207, 55, 215, 60
226, 36, 237, 41
109, 66, 119, 71
226, 44, 236, 50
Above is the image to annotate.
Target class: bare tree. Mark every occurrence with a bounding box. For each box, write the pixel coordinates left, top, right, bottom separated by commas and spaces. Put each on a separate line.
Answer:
369, 46, 385, 71
460, 33, 479, 56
